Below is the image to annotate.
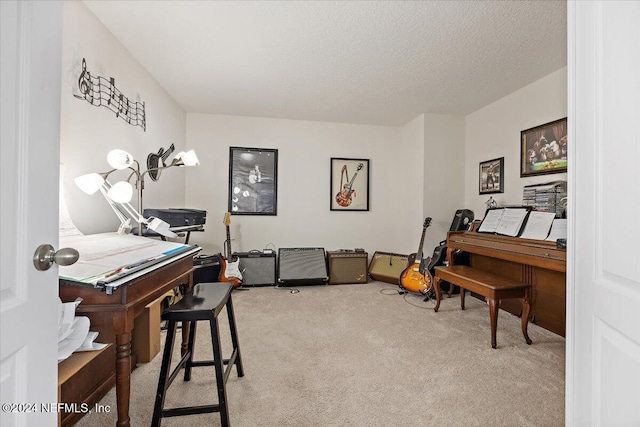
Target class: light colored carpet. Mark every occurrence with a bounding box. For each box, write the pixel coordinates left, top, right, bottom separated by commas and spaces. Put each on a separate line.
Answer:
77, 282, 565, 426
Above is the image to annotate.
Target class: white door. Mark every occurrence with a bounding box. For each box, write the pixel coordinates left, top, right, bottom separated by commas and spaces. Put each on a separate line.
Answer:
0, 1, 63, 426
567, 1, 640, 426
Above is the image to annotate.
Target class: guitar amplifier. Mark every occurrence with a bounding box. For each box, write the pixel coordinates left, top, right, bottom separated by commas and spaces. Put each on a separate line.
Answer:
327, 251, 368, 285
278, 248, 328, 286
233, 251, 276, 286
368, 251, 409, 284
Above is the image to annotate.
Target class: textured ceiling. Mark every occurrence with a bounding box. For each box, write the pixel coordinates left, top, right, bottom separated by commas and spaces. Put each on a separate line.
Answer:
84, 0, 567, 127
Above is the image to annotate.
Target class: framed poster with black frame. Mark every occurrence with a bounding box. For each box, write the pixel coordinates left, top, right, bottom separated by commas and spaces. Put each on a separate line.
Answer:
479, 157, 504, 195
330, 158, 369, 211
520, 118, 568, 177
228, 147, 278, 215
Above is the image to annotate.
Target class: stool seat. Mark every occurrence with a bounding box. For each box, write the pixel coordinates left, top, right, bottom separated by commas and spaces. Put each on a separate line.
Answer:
163, 282, 233, 321
152, 282, 244, 427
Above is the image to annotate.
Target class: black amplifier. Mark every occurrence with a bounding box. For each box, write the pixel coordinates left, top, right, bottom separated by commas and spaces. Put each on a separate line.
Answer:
143, 208, 206, 227
233, 251, 276, 286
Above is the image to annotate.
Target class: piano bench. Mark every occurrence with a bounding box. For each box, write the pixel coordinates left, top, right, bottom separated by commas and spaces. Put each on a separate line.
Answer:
433, 265, 532, 349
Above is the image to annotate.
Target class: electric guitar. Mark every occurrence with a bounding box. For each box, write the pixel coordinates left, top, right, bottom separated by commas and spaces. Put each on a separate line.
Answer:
146, 143, 175, 181
399, 217, 433, 294
217, 212, 243, 287
335, 163, 364, 207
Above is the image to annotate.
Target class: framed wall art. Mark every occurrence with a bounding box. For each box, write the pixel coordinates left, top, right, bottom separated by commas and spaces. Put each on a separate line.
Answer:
479, 157, 504, 194
330, 158, 369, 211
521, 118, 568, 177
228, 147, 278, 215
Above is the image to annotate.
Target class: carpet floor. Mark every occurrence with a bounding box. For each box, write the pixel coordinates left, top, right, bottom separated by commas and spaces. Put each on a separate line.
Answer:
76, 281, 565, 426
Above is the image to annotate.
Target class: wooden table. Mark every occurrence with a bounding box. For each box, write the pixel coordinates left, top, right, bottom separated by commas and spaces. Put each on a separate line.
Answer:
59, 252, 198, 427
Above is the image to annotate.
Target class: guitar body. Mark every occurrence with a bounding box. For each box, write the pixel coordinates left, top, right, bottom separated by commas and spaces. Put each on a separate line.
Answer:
399, 259, 433, 294
335, 188, 354, 207
217, 253, 243, 288
218, 212, 243, 288
399, 217, 433, 294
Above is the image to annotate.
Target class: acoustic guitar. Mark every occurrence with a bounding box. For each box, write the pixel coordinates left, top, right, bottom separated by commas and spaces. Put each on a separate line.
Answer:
399, 217, 433, 294
217, 212, 243, 287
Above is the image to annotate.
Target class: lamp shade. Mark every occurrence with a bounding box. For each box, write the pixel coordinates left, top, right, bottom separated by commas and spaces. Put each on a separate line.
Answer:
74, 173, 105, 195
107, 181, 134, 203
107, 149, 134, 170
173, 150, 199, 167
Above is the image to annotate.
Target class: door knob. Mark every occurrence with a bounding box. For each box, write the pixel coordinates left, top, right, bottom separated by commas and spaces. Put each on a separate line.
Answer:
33, 244, 79, 271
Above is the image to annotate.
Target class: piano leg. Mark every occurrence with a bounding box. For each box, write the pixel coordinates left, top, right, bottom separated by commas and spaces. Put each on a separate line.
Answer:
460, 288, 466, 310
433, 276, 442, 312
488, 298, 499, 349
521, 290, 533, 345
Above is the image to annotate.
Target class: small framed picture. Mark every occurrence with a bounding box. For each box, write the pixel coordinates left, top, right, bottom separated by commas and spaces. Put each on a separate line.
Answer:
479, 157, 504, 194
330, 158, 369, 211
520, 118, 568, 177
228, 147, 278, 215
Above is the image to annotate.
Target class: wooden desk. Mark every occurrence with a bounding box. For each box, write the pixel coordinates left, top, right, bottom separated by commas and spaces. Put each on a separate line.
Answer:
59, 253, 197, 427
444, 231, 566, 336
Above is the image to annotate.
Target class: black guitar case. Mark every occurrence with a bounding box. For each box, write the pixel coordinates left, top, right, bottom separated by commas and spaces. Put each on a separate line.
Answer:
426, 240, 469, 294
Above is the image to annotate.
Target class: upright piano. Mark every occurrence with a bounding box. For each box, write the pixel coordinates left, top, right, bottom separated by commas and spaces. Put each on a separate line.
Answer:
446, 230, 566, 336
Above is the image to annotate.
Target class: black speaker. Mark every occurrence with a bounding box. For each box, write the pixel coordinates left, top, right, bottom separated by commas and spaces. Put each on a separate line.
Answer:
449, 209, 475, 231
277, 248, 328, 286
234, 251, 276, 286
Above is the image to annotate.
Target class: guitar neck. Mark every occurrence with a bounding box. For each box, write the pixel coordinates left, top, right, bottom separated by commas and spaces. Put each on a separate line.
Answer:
416, 228, 427, 260
226, 226, 232, 258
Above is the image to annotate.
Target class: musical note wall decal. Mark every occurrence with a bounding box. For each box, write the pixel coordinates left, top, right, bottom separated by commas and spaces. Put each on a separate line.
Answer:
74, 58, 146, 131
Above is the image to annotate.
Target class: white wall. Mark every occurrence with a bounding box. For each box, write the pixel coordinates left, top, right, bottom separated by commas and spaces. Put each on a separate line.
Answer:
60, 1, 187, 235
464, 68, 568, 216
423, 114, 466, 251
185, 113, 425, 257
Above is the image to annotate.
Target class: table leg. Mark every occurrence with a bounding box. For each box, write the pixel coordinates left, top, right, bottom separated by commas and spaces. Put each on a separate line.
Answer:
433, 276, 442, 312
460, 288, 466, 310
488, 299, 499, 349
115, 332, 131, 427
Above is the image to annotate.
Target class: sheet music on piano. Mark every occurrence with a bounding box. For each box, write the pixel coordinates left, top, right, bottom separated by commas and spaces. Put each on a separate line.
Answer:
477, 207, 531, 237
519, 211, 556, 240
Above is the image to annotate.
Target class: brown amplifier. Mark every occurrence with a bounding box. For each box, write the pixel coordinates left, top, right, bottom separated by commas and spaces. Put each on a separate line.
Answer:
368, 251, 409, 284
327, 251, 368, 285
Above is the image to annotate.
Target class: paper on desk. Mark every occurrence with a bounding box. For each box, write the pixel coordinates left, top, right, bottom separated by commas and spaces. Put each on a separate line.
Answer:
76, 331, 107, 352
58, 233, 188, 283
57, 299, 107, 362
520, 211, 556, 240
58, 316, 90, 362
58, 298, 83, 342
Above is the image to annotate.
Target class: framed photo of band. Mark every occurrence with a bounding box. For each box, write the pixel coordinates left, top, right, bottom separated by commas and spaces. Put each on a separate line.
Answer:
228, 147, 278, 215
330, 158, 369, 211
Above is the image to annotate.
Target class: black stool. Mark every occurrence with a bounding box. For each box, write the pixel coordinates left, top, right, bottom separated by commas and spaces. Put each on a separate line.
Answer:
152, 282, 244, 427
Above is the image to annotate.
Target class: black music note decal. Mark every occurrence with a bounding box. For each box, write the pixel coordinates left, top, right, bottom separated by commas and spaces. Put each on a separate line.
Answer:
116, 94, 124, 117
107, 77, 116, 106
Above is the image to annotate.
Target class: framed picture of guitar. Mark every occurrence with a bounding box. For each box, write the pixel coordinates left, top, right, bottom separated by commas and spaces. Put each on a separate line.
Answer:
330, 157, 369, 211
228, 147, 278, 215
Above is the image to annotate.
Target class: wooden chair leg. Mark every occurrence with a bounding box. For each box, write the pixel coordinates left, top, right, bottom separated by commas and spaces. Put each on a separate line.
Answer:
433, 277, 442, 312
521, 291, 532, 345
488, 299, 499, 349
